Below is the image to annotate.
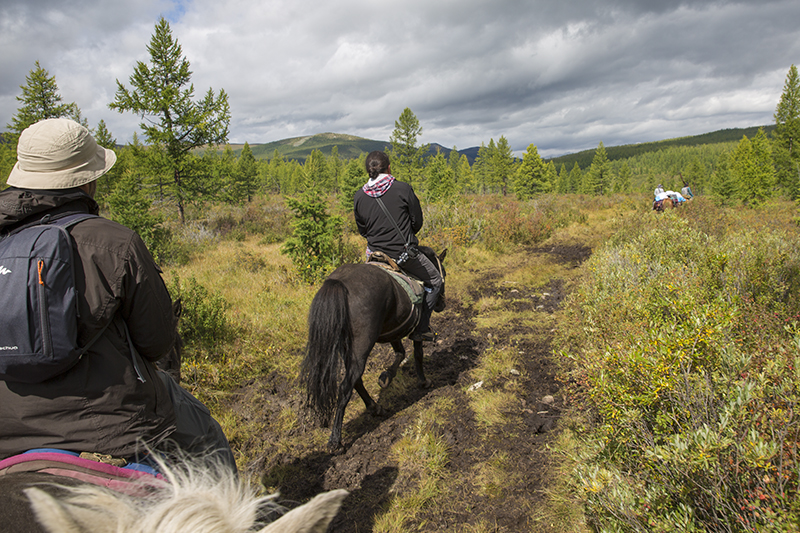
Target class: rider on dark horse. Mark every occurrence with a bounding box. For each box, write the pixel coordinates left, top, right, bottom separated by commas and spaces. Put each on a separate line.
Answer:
353, 151, 443, 342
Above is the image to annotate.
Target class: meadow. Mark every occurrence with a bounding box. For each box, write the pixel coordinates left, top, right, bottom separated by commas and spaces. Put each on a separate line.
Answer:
156, 191, 800, 531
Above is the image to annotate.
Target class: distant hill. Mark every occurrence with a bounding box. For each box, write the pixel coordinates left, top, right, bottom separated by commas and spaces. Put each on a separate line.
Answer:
227, 133, 390, 161
220, 135, 478, 163
547, 125, 776, 169
218, 125, 776, 166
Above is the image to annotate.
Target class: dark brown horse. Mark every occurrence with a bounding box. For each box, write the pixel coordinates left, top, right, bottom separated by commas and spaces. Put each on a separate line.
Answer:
300, 246, 446, 453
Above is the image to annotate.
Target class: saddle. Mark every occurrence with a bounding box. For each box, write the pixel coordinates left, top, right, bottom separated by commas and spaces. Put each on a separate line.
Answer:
0, 450, 164, 496
366, 252, 425, 341
366, 251, 425, 305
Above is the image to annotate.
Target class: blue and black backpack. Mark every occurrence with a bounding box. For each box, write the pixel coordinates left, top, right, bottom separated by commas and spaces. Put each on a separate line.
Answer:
0, 213, 104, 383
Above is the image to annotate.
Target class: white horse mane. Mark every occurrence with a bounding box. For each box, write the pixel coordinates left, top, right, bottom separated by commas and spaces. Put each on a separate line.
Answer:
24, 456, 347, 533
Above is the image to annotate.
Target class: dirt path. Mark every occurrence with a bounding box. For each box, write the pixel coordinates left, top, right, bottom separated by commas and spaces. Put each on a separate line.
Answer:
237, 242, 592, 531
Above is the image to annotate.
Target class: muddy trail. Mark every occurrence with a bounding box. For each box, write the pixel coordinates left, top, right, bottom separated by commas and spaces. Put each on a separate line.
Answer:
233, 242, 592, 531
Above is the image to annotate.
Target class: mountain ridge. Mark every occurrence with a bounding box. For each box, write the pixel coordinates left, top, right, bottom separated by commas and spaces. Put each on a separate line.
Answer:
220, 125, 775, 165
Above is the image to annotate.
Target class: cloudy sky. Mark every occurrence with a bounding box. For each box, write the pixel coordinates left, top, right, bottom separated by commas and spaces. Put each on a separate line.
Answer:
2, 0, 799, 157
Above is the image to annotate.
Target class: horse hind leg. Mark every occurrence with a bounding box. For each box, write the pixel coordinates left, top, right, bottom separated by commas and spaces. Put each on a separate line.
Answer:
354, 377, 382, 417
328, 378, 355, 454
328, 347, 376, 453
379, 340, 406, 389
412, 340, 432, 389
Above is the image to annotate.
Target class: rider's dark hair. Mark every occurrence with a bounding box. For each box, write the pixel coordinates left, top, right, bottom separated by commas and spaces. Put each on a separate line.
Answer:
365, 151, 390, 180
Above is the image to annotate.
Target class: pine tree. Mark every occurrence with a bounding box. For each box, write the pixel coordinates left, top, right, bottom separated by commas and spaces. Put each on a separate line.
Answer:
474, 140, 495, 193
7, 61, 82, 141
447, 146, 462, 190
492, 136, 515, 195
456, 154, 474, 193
555, 164, 569, 194
303, 149, 326, 193
0, 143, 15, 188
514, 143, 549, 199
773, 64, 800, 198
326, 146, 343, 194
237, 143, 258, 202
218, 145, 238, 204
282, 161, 345, 283
583, 142, 611, 195
615, 162, 632, 193
545, 161, 558, 192
109, 17, 230, 222
339, 157, 367, 211
264, 150, 285, 193
568, 162, 583, 193
92, 120, 118, 199
711, 151, 737, 204
732, 130, 775, 206
389, 108, 428, 188
425, 149, 455, 202
683, 158, 706, 195
106, 158, 169, 263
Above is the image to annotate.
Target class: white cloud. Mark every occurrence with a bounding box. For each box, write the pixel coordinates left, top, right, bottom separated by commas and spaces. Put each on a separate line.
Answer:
1, 0, 799, 158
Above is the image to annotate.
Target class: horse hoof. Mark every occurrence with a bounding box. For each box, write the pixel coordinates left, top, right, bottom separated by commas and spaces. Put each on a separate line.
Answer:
371, 404, 385, 417
328, 443, 345, 455
419, 379, 432, 389
378, 371, 391, 389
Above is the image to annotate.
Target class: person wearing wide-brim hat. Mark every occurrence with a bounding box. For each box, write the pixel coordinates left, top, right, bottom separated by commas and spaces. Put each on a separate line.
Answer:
0, 118, 235, 472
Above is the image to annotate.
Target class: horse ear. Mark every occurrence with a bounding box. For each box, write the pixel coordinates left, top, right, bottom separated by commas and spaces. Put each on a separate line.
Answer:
258, 489, 348, 533
439, 249, 447, 262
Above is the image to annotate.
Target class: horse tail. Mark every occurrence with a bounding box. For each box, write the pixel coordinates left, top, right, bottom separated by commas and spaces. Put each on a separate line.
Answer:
300, 278, 352, 425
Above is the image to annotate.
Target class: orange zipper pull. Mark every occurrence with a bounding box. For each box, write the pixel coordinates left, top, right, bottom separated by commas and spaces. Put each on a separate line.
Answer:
38, 260, 44, 285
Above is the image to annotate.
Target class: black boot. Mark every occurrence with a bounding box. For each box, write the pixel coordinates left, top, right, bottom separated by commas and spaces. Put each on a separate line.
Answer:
410, 299, 436, 342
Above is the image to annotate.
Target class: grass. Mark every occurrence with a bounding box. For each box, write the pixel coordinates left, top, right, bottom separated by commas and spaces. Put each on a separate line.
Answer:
374, 399, 453, 532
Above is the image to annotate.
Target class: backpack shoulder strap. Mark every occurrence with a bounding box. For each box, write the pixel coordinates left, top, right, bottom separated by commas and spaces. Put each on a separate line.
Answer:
47, 213, 107, 356
375, 197, 412, 250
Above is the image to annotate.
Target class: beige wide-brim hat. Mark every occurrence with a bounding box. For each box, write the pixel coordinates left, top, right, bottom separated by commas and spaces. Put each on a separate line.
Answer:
6, 118, 117, 189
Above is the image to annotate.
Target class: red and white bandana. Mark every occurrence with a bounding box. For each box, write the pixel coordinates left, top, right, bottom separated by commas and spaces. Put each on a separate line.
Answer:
362, 173, 395, 197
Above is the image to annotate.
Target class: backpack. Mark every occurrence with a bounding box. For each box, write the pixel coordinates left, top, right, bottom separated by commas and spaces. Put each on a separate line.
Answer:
0, 213, 104, 383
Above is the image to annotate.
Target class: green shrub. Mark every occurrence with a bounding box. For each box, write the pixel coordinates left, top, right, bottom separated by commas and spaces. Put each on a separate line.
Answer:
167, 273, 232, 352
281, 190, 348, 283
559, 212, 800, 531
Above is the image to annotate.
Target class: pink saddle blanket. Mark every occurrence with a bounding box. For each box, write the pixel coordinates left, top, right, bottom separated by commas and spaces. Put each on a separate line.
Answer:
0, 451, 164, 495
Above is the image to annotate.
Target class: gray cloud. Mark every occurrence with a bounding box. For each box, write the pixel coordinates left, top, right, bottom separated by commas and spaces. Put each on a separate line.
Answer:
1, 0, 798, 158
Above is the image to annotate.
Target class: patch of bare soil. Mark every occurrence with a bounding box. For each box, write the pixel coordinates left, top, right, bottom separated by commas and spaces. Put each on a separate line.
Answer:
232, 243, 591, 531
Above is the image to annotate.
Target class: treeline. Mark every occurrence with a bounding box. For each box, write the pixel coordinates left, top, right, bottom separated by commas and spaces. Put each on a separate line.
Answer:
548, 125, 776, 169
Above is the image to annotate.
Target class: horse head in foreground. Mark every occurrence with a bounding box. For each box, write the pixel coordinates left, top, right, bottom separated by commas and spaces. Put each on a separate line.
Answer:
300, 246, 447, 453
3, 456, 347, 533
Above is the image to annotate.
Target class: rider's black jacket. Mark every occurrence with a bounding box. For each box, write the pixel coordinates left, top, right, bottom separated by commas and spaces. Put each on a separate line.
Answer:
353, 180, 423, 260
